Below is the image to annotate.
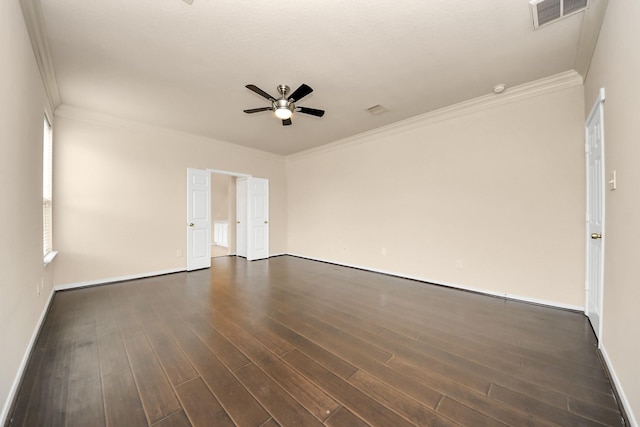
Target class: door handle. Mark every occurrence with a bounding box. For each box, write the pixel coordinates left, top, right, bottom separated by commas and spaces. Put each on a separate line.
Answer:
189, 223, 194, 227
264, 220, 268, 224
591, 233, 602, 239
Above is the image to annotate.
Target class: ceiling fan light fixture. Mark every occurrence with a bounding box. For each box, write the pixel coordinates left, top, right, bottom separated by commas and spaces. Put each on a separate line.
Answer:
274, 107, 293, 120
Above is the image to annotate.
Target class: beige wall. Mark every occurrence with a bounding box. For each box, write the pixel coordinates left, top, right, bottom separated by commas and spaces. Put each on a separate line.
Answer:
584, 0, 640, 422
0, 0, 53, 422
287, 83, 586, 308
52, 107, 287, 286
211, 173, 230, 223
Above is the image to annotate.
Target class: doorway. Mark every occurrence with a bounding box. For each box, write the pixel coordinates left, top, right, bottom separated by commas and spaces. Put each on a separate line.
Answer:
186, 168, 270, 270
210, 172, 235, 258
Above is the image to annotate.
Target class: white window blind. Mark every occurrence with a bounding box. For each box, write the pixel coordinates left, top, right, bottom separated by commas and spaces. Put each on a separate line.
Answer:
43, 116, 53, 257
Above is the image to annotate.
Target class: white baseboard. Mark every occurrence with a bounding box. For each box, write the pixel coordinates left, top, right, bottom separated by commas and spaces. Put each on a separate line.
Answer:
600, 345, 637, 427
1, 288, 55, 426
287, 253, 584, 312
54, 268, 186, 291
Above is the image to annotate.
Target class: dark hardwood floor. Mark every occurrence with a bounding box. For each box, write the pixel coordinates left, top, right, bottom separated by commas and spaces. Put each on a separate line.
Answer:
6, 256, 624, 426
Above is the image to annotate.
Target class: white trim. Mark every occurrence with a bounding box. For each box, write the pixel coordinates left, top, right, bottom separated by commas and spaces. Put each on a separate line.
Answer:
287, 70, 584, 162
600, 345, 638, 427
18, 0, 61, 114
206, 168, 251, 178
288, 254, 584, 312
43, 250, 58, 267
0, 288, 55, 426
54, 268, 185, 291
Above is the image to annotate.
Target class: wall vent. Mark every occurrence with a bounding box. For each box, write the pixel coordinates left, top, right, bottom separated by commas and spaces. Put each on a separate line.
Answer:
530, 0, 588, 29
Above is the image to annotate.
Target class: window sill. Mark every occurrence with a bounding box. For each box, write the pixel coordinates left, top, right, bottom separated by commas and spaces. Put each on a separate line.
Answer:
43, 251, 58, 267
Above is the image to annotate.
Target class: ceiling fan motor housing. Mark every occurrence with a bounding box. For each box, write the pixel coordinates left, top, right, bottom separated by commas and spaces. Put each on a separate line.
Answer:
274, 98, 294, 112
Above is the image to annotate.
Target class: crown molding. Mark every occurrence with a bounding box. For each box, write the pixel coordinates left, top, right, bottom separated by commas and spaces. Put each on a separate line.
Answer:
19, 0, 61, 115
287, 70, 584, 163
55, 104, 286, 163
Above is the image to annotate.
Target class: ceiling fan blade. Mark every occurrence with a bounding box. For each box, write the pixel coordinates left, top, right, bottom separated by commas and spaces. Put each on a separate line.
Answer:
243, 107, 272, 114
282, 118, 292, 126
297, 107, 325, 117
246, 84, 276, 101
288, 84, 313, 102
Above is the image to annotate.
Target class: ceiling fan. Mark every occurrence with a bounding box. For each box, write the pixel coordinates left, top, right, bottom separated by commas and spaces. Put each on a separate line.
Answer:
244, 84, 325, 126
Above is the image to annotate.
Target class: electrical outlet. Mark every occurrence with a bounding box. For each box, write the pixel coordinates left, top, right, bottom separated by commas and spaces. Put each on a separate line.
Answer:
177, 249, 183, 257
381, 247, 387, 256
456, 260, 463, 270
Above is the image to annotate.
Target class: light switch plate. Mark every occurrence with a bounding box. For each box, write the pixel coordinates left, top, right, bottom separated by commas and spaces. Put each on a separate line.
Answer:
608, 170, 617, 191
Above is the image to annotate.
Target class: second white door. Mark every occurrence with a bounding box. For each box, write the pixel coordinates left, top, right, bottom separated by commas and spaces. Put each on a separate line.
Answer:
236, 178, 248, 258
247, 177, 269, 261
236, 177, 269, 260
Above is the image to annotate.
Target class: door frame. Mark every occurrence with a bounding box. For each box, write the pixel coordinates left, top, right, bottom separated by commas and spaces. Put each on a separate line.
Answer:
584, 88, 606, 343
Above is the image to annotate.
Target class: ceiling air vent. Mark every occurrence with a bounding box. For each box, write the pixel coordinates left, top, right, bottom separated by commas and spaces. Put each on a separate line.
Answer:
366, 104, 388, 115
530, 0, 588, 29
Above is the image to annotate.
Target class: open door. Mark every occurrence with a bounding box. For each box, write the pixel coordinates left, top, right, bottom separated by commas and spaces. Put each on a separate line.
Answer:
247, 177, 269, 261
236, 177, 269, 260
585, 88, 605, 341
187, 168, 211, 271
236, 177, 248, 258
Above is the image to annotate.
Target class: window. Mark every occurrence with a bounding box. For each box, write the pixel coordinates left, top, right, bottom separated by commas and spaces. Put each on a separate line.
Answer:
43, 116, 53, 260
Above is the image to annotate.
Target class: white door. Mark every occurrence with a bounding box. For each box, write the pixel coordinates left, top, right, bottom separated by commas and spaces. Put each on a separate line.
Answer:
247, 177, 269, 261
585, 89, 605, 341
187, 168, 211, 271
236, 178, 248, 258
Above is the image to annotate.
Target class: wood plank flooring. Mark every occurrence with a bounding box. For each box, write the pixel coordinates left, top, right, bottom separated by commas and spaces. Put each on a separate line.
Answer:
6, 256, 625, 426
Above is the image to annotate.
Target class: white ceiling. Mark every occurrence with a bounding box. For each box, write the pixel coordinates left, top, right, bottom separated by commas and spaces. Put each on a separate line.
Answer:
37, 0, 589, 155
